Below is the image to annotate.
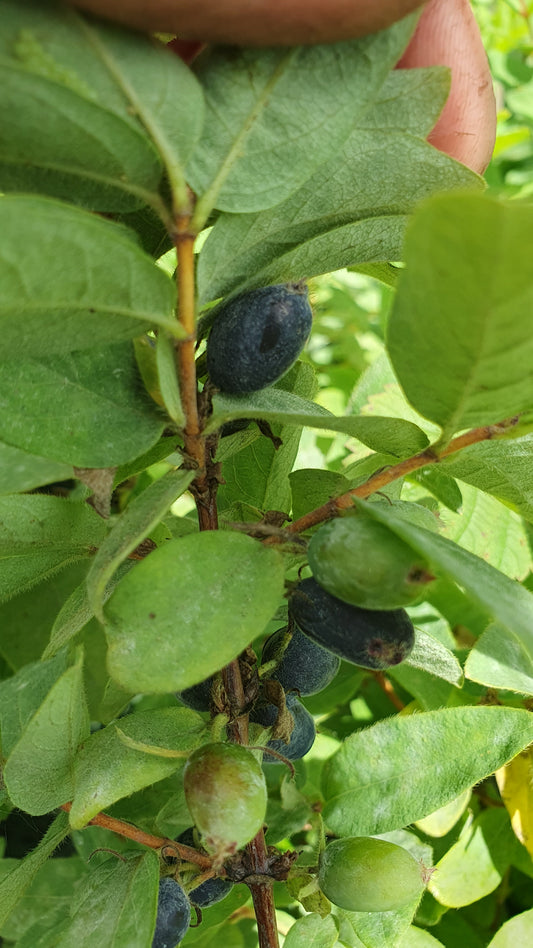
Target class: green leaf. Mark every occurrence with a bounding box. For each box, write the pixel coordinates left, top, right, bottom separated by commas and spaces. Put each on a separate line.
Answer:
188, 17, 417, 219
0, 494, 107, 603
398, 928, 446, 948
414, 789, 472, 838
387, 194, 533, 438
217, 363, 318, 518
0, 857, 88, 944
403, 629, 464, 687
55, 851, 159, 948
0, 0, 203, 211
87, 468, 194, 621
43, 562, 132, 661
0, 442, 72, 495
0, 195, 178, 360
284, 914, 339, 948
408, 467, 463, 512
0, 650, 68, 755
69, 708, 205, 827
104, 531, 285, 693
439, 483, 531, 580
207, 389, 429, 458
74, 14, 204, 204
0, 343, 165, 467
290, 469, 351, 522
338, 897, 421, 948
197, 82, 480, 303
487, 909, 533, 948
442, 435, 533, 525
0, 811, 70, 928
428, 809, 516, 907
4, 649, 89, 814
0, 561, 89, 670
464, 622, 533, 696
322, 707, 533, 837
0, 59, 161, 211
357, 499, 533, 663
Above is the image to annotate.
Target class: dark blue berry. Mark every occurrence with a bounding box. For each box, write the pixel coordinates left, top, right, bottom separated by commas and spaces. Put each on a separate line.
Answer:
250, 694, 316, 763
262, 626, 340, 696
288, 578, 414, 670
207, 283, 312, 394
177, 828, 233, 907
152, 878, 190, 948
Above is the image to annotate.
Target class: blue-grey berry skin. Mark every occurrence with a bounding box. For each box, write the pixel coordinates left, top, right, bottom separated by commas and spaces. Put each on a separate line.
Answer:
176, 676, 214, 712
206, 283, 312, 394
250, 694, 316, 763
177, 829, 233, 907
152, 878, 191, 948
262, 626, 340, 696
288, 578, 415, 670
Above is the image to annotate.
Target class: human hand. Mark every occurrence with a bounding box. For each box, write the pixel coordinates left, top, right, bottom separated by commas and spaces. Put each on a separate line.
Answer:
67, 0, 496, 173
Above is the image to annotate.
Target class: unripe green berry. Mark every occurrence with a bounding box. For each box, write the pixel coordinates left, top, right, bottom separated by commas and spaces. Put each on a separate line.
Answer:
183, 743, 267, 862
308, 515, 434, 610
319, 836, 424, 912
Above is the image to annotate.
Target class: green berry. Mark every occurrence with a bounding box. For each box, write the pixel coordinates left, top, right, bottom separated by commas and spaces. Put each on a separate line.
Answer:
308, 515, 434, 610
319, 836, 424, 912
183, 743, 267, 861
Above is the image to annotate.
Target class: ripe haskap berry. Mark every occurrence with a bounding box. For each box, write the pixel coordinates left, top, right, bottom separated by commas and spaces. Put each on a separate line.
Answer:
177, 828, 233, 907
183, 743, 267, 860
262, 626, 340, 696
289, 578, 414, 670
206, 282, 312, 394
152, 877, 191, 948
250, 693, 316, 763
308, 515, 434, 610
177, 676, 214, 712
318, 836, 424, 912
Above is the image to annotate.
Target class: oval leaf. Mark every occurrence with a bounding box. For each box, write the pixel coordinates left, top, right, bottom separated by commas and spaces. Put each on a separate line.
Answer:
322, 707, 533, 837
0, 196, 178, 360
104, 531, 285, 693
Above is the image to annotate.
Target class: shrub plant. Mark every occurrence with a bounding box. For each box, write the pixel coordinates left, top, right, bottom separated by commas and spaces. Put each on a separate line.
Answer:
1, 2, 533, 947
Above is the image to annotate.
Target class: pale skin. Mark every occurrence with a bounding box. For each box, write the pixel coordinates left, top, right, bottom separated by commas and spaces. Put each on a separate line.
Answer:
68, 0, 496, 173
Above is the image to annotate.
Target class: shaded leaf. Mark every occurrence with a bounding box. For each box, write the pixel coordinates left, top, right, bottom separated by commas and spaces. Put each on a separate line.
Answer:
465, 622, 533, 696
87, 468, 194, 621
0, 196, 178, 360
55, 851, 159, 948
0, 494, 107, 603
0, 343, 165, 467
0, 812, 70, 928
442, 435, 533, 525
4, 649, 90, 814
439, 483, 531, 580
0, 650, 69, 755
403, 629, 464, 687
0, 442, 72, 495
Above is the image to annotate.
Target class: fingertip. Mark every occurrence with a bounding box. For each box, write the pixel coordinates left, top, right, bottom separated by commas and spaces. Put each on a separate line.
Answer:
398, 0, 496, 173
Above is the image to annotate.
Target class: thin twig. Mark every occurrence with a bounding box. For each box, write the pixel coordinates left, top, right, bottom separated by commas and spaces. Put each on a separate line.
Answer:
60, 802, 211, 869
286, 418, 521, 535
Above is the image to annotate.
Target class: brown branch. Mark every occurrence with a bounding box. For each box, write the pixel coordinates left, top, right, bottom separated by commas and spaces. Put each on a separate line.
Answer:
373, 671, 405, 711
60, 802, 211, 869
174, 224, 203, 471
286, 418, 521, 535
247, 833, 281, 948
